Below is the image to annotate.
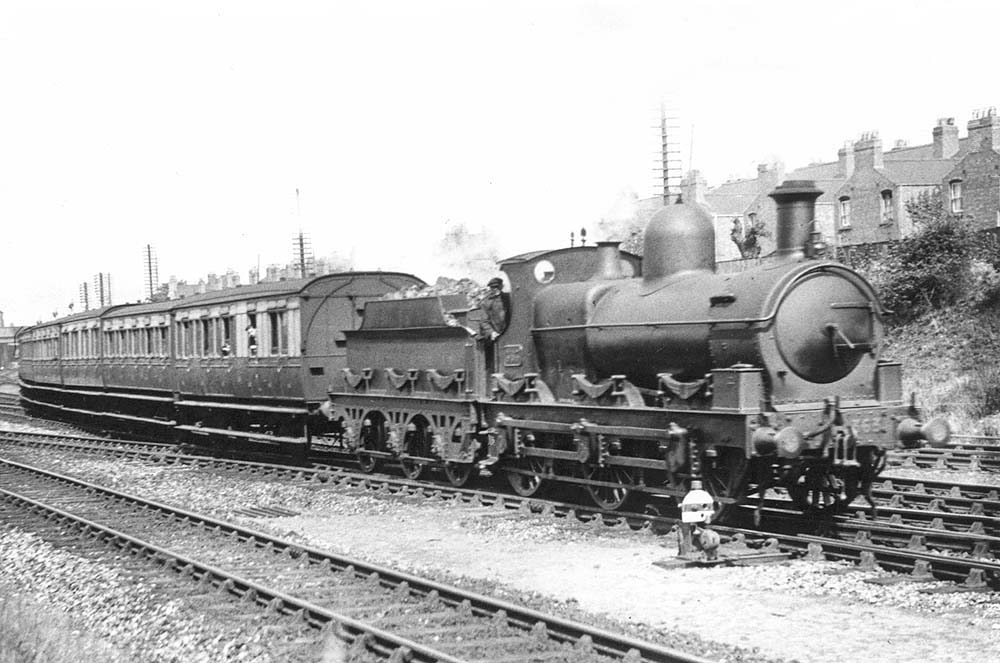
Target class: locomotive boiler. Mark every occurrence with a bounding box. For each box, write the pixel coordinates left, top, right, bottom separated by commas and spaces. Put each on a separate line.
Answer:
534, 182, 886, 407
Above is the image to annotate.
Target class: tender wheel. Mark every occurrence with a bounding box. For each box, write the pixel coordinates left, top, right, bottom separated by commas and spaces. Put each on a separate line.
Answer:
400, 417, 434, 481
701, 448, 751, 522
506, 457, 546, 497
584, 465, 635, 511
356, 413, 386, 474
444, 462, 477, 487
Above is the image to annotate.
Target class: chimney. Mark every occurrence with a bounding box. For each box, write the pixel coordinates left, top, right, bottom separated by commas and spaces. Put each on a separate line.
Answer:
755, 162, 785, 189
680, 170, 707, 206
853, 132, 883, 170
967, 108, 1000, 153
933, 117, 959, 158
837, 141, 854, 178
768, 180, 823, 261
591, 241, 625, 280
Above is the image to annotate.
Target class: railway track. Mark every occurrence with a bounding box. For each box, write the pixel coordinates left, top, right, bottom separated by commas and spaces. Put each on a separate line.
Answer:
0, 391, 28, 421
889, 449, 1000, 472
3, 426, 1000, 592
0, 456, 714, 663
888, 438, 1000, 472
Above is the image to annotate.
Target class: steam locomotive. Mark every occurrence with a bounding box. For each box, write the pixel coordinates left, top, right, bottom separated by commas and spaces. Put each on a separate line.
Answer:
16, 180, 948, 518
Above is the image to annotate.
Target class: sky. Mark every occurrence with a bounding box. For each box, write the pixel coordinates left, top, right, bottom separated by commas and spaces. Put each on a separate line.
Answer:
1, 0, 997, 325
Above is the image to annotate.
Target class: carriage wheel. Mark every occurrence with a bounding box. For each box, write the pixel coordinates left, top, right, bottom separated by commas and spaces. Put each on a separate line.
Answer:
357, 451, 379, 473
584, 465, 635, 511
505, 457, 546, 497
444, 462, 477, 487
701, 448, 751, 522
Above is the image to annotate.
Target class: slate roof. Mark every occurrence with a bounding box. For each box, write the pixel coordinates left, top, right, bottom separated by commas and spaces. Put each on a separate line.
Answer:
880, 159, 959, 185
787, 161, 840, 180
883, 137, 970, 161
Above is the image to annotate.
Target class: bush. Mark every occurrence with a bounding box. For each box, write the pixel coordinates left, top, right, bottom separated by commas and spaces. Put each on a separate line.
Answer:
873, 215, 978, 321
966, 259, 1000, 309
961, 363, 1000, 422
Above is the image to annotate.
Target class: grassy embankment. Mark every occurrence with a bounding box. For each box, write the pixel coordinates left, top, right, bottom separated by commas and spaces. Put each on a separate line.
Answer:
886, 305, 1000, 435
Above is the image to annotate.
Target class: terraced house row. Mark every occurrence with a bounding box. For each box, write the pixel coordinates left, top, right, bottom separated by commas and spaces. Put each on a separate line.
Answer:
672, 109, 1000, 263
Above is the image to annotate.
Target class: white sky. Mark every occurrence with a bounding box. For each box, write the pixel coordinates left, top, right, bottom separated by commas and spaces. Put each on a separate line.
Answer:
1, 0, 996, 324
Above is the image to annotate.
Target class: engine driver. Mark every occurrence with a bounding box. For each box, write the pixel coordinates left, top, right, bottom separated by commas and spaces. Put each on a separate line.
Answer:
479, 277, 507, 341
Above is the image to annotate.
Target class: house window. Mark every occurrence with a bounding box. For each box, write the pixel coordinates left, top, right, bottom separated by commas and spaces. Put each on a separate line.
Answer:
950, 180, 963, 214
880, 190, 894, 224
839, 197, 851, 228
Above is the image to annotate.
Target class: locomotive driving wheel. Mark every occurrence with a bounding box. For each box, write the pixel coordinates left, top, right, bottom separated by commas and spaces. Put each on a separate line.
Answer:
583, 465, 636, 511
506, 457, 547, 497
701, 448, 751, 522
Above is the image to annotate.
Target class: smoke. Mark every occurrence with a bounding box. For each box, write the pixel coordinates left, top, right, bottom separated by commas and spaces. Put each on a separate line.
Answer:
596, 189, 646, 255
435, 221, 502, 284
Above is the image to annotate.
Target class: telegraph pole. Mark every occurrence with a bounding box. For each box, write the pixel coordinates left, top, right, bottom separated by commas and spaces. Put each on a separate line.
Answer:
655, 101, 683, 205
292, 189, 314, 278
143, 244, 159, 301
79, 282, 90, 311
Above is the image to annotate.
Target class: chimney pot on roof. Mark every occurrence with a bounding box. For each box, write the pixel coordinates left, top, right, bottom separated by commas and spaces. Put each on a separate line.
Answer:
967, 109, 1000, 152
837, 141, 855, 178
854, 133, 884, 170
933, 117, 960, 158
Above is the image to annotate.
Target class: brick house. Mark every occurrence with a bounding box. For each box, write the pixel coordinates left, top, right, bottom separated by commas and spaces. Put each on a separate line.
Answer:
636, 114, 996, 264
833, 123, 962, 245
943, 109, 1000, 229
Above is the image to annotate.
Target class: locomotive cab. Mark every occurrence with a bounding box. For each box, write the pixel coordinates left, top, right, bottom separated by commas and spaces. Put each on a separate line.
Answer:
495, 244, 642, 397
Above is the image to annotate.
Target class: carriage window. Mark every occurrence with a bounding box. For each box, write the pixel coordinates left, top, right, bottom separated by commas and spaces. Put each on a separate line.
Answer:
181, 321, 193, 357
220, 316, 233, 356
268, 310, 288, 355
246, 313, 258, 356
201, 319, 212, 356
